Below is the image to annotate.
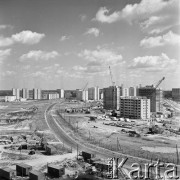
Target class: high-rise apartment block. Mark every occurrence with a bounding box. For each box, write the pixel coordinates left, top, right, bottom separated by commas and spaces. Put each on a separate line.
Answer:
120, 96, 150, 119
22, 88, 29, 99
88, 86, 99, 100
76, 90, 88, 101
172, 88, 180, 101
57, 89, 64, 98
12, 88, 20, 100
138, 87, 163, 112
103, 86, 120, 110
33, 88, 41, 100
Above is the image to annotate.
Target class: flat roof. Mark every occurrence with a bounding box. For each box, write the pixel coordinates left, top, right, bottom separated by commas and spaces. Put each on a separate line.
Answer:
16, 163, 32, 168
30, 170, 44, 176
48, 164, 64, 170
0, 167, 15, 172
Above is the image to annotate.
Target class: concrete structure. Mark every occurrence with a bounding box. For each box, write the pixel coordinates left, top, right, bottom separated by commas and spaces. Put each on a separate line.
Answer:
16, 163, 32, 176
103, 86, 120, 110
48, 93, 59, 100
172, 88, 180, 101
122, 88, 129, 97
88, 86, 99, 100
64, 90, 77, 99
0, 167, 16, 180
5, 96, 16, 102
99, 89, 103, 100
33, 88, 41, 100
47, 165, 65, 178
29, 170, 44, 180
22, 88, 29, 99
120, 96, 150, 119
57, 89, 64, 98
76, 90, 88, 101
12, 88, 20, 100
46, 145, 57, 155
129, 87, 137, 96
138, 87, 163, 112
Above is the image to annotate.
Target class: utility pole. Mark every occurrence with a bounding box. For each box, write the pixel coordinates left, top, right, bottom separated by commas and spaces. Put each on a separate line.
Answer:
77, 144, 78, 160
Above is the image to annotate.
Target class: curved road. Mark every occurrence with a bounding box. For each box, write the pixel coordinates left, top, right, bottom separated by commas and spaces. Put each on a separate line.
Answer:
45, 102, 153, 162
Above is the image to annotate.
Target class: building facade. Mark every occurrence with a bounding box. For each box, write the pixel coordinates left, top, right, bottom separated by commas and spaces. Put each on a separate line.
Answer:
33, 88, 41, 100
129, 87, 137, 96
88, 86, 99, 100
172, 88, 180, 101
48, 93, 59, 100
120, 96, 150, 119
76, 90, 88, 101
12, 88, 20, 100
103, 86, 120, 110
138, 87, 163, 112
22, 88, 29, 99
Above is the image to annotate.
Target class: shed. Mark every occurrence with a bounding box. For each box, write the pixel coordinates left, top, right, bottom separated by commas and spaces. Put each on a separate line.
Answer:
46, 145, 56, 155
47, 164, 65, 178
29, 170, 45, 180
82, 151, 95, 161
0, 167, 16, 180
16, 163, 32, 176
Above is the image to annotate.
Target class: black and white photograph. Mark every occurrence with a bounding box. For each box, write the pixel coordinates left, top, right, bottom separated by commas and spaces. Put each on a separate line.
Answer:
0, 0, 179, 179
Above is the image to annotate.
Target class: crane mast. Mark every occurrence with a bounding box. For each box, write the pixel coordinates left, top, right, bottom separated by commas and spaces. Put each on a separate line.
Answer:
109, 66, 116, 110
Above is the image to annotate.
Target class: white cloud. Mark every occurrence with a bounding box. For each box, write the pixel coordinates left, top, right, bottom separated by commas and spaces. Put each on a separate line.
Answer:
79, 48, 123, 66
129, 53, 176, 71
79, 14, 87, 22
0, 24, 13, 30
93, 0, 179, 34
140, 31, 180, 48
20, 50, 59, 61
31, 71, 45, 77
0, 30, 45, 47
1, 70, 16, 77
77, 47, 123, 74
85, 28, 100, 37
12, 31, 45, 44
0, 37, 14, 47
0, 49, 11, 62
60, 35, 70, 42
93, 7, 121, 23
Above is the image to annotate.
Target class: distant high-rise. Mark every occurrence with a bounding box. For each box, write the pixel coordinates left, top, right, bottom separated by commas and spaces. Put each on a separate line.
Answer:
172, 88, 180, 101
33, 88, 41, 100
22, 88, 29, 99
129, 87, 137, 96
138, 87, 163, 112
103, 86, 120, 110
76, 90, 88, 101
57, 89, 64, 98
12, 88, 20, 100
122, 88, 129, 96
88, 86, 99, 100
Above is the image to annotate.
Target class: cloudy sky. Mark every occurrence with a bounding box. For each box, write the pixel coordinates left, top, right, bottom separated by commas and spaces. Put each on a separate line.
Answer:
0, 0, 179, 90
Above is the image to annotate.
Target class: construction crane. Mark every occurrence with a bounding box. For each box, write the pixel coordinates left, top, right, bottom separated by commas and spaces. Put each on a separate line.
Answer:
154, 77, 165, 89
109, 66, 116, 110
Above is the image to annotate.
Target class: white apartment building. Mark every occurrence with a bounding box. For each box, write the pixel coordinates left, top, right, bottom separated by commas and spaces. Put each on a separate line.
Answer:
120, 96, 150, 119
57, 89, 64, 98
88, 86, 99, 100
12, 88, 20, 100
33, 88, 41, 100
76, 90, 88, 101
122, 88, 129, 97
48, 93, 59, 100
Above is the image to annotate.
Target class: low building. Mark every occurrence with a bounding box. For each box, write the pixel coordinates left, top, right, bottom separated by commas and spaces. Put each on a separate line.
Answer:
172, 88, 180, 101
0, 167, 16, 180
29, 170, 45, 180
120, 96, 150, 119
16, 163, 32, 176
48, 93, 59, 100
47, 165, 65, 178
46, 145, 56, 155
